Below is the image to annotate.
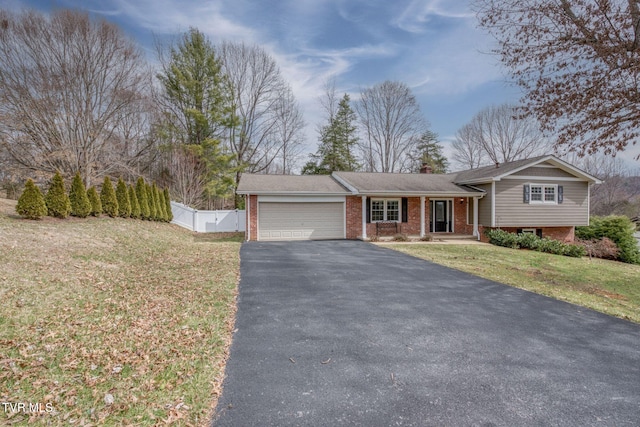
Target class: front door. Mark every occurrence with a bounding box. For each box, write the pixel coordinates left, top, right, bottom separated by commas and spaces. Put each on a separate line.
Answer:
434, 200, 448, 232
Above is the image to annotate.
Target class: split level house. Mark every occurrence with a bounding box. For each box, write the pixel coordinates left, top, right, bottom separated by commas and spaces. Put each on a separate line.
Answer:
236, 155, 601, 242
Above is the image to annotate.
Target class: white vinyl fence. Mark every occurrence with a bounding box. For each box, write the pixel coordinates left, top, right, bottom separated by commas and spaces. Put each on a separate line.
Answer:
171, 201, 246, 233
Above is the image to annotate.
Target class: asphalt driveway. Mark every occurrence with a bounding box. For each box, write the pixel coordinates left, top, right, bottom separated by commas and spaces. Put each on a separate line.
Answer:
213, 240, 640, 426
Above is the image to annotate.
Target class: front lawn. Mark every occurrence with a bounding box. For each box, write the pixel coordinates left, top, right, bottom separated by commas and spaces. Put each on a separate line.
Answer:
383, 243, 640, 323
0, 198, 240, 425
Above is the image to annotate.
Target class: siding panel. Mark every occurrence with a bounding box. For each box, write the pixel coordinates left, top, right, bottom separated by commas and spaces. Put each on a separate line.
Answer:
512, 165, 576, 178
494, 180, 589, 227
476, 184, 492, 226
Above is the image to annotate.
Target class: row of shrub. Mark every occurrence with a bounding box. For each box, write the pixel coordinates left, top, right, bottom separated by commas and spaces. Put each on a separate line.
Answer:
576, 216, 640, 265
16, 171, 173, 223
485, 229, 587, 258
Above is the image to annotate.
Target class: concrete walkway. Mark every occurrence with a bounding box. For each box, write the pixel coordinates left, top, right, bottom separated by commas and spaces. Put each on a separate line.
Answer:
213, 240, 640, 426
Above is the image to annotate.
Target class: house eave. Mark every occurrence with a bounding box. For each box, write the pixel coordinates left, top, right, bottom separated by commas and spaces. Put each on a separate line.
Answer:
236, 190, 350, 196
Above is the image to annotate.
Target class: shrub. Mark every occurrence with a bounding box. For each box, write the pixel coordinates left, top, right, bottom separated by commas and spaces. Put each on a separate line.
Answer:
129, 184, 141, 219
515, 232, 540, 250
368, 235, 379, 242
485, 229, 519, 249
393, 233, 409, 242
69, 172, 91, 218
45, 171, 71, 218
87, 186, 102, 216
100, 176, 119, 218
16, 179, 48, 219
115, 178, 131, 218
146, 183, 157, 221
153, 183, 166, 222
576, 216, 640, 264
486, 229, 586, 258
576, 238, 620, 260
164, 188, 173, 222
420, 234, 433, 242
135, 177, 150, 220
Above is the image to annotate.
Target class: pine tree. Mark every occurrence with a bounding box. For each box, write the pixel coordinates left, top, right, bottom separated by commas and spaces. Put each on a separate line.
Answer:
100, 176, 119, 217
115, 178, 131, 218
303, 94, 359, 174
164, 188, 173, 222
409, 131, 449, 174
45, 171, 71, 218
147, 183, 157, 220
16, 179, 48, 219
129, 184, 141, 219
136, 177, 150, 220
87, 186, 102, 216
69, 172, 91, 218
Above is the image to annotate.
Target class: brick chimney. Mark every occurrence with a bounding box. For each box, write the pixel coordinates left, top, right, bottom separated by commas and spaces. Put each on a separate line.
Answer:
420, 163, 433, 174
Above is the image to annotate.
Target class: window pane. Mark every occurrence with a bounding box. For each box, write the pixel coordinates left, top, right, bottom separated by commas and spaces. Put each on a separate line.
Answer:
530, 186, 542, 201
371, 200, 384, 221
386, 200, 399, 221
544, 186, 555, 202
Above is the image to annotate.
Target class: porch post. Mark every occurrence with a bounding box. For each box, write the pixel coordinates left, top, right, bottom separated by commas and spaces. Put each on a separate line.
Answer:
420, 196, 425, 238
361, 195, 367, 240
473, 196, 479, 240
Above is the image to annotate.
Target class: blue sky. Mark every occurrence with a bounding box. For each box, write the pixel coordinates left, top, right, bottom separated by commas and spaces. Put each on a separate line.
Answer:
11, 0, 636, 169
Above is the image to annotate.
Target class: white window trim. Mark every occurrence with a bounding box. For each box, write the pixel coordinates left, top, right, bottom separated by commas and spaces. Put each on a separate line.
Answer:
529, 183, 558, 205
371, 198, 401, 222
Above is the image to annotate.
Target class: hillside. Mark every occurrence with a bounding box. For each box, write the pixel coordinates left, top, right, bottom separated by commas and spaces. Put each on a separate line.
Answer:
0, 199, 240, 425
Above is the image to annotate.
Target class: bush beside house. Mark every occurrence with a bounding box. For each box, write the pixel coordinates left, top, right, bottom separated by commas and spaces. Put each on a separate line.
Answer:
576, 216, 640, 265
486, 229, 586, 258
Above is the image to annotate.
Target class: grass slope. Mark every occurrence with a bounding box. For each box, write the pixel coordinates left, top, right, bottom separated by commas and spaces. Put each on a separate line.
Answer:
0, 199, 240, 425
383, 243, 640, 324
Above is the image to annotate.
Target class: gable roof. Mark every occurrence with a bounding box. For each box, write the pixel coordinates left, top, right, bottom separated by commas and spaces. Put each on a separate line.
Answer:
332, 171, 481, 196
451, 155, 602, 184
236, 174, 350, 195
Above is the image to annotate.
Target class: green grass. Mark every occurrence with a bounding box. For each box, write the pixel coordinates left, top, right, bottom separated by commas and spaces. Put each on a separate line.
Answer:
0, 199, 240, 425
382, 243, 640, 323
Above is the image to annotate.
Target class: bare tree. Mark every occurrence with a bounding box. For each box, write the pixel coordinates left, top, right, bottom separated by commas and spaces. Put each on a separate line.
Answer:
167, 145, 207, 208
355, 81, 426, 172
451, 104, 549, 168
475, 0, 640, 158
217, 41, 289, 176
272, 86, 305, 174
0, 9, 153, 186
564, 152, 632, 215
451, 123, 487, 170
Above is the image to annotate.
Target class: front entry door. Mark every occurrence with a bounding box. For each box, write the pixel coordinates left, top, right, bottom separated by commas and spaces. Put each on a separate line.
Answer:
434, 200, 448, 232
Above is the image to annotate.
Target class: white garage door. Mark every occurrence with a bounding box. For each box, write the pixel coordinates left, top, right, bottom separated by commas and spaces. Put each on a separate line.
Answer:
259, 202, 344, 241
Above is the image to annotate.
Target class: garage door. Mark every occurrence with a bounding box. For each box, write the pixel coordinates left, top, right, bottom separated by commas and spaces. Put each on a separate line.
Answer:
259, 202, 344, 241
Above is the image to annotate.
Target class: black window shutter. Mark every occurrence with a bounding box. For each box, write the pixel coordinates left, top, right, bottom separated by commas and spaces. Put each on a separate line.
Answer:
558, 186, 563, 204
401, 198, 408, 223
366, 197, 371, 223
523, 184, 530, 203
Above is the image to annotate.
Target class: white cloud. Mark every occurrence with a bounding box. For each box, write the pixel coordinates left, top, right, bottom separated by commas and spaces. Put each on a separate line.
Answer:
392, 0, 473, 34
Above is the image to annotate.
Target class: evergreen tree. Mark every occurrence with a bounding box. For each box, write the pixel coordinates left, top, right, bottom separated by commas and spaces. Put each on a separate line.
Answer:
147, 183, 157, 220
409, 131, 449, 174
129, 184, 141, 219
115, 178, 131, 218
16, 179, 48, 219
153, 183, 166, 221
303, 94, 359, 174
100, 176, 119, 217
69, 172, 91, 218
45, 171, 71, 218
87, 186, 102, 216
163, 188, 173, 222
157, 28, 236, 204
135, 177, 150, 220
